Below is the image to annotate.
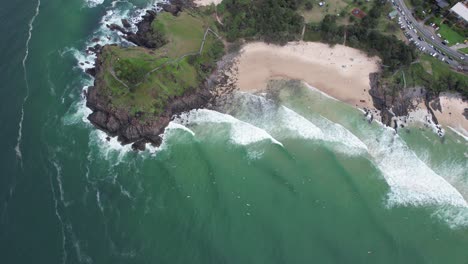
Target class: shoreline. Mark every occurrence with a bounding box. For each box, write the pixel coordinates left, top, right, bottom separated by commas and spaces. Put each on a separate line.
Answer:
227, 41, 468, 138
232, 42, 379, 111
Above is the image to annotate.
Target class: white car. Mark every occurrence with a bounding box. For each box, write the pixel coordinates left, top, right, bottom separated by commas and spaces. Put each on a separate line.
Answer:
431, 36, 435, 40
461, 57, 465, 60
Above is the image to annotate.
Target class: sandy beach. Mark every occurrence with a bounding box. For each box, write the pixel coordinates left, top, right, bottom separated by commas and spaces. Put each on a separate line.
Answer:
232, 42, 380, 110
431, 93, 468, 137
229, 41, 468, 137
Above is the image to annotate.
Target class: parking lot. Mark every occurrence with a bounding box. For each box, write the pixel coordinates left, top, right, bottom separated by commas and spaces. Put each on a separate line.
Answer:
391, 0, 467, 71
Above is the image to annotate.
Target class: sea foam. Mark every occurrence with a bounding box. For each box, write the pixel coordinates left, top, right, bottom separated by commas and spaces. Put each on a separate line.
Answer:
174, 109, 284, 147
84, 0, 104, 8
365, 128, 467, 209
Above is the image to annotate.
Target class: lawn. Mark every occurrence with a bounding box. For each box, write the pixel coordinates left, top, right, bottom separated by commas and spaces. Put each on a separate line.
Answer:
300, 0, 352, 23
98, 11, 224, 117
396, 55, 468, 96
458, 47, 468, 55
152, 12, 216, 57
433, 18, 466, 45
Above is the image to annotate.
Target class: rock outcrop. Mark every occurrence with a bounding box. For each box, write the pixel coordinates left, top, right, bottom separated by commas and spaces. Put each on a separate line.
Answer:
85, 4, 221, 151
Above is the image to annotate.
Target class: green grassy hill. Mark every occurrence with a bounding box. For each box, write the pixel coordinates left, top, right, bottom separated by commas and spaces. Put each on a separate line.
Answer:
97, 11, 224, 119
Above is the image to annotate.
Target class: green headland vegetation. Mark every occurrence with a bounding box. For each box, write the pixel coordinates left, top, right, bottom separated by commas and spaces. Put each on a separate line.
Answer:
97, 11, 224, 118
97, 0, 467, 121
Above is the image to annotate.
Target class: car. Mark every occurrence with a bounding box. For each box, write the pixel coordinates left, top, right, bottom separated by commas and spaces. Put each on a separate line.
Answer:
448, 57, 453, 60
437, 33, 442, 38
413, 29, 417, 33
441, 57, 445, 61
441, 41, 447, 45
418, 37, 422, 41
431, 36, 435, 40
445, 60, 450, 64
461, 57, 465, 60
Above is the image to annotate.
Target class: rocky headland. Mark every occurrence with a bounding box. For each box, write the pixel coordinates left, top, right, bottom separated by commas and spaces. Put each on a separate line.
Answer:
85, 2, 229, 150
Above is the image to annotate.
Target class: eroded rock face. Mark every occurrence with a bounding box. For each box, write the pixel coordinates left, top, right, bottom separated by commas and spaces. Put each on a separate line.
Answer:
84, 31, 219, 151
368, 72, 441, 128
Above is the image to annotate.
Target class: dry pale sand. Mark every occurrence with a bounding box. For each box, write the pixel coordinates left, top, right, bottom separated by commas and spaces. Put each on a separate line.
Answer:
430, 93, 468, 137
233, 41, 380, 109
193, 0, 222, 6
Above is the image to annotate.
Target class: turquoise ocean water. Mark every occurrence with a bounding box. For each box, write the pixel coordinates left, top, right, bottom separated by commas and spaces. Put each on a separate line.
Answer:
1, 0, 467, 263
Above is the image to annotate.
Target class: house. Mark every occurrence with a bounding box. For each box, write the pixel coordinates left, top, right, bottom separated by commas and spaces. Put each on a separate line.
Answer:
436, 0, 449, 9
388, 10, 398, 19
450, 2, 468, 26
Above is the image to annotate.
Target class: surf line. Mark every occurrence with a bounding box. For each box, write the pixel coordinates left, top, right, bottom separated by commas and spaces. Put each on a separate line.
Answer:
15, 0, 41, 166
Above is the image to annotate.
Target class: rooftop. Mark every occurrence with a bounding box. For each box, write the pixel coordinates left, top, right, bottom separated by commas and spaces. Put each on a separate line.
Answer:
436, 0, 449, 8
451, 2, 468, 22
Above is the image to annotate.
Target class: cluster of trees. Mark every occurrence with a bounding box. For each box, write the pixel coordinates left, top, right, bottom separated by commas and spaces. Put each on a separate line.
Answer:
318, 14, 416, 71
432, 74, 468, 96
218, 0, 304, 44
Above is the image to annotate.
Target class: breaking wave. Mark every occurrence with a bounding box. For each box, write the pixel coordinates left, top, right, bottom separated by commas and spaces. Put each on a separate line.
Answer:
84, 0, 104, 8
217, 92, 368, 155
174, 109, 283, 147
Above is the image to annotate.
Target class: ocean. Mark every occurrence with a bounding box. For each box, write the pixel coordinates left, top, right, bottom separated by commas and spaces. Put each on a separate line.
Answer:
1, 0, 467, 263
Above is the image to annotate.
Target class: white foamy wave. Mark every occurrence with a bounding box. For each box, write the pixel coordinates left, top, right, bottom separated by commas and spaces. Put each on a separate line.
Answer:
304, 83, 339, 101
166, 122, 196, 136
15, 0, 41, 164
145, 122, 196, 154
84, 0, 104, 8
448, 126, 468, 141
90, 130, 133, 162
277, 106, 368, 155
276, 107, 324, 140
174, 109, 283, 147
432, 206, 468, 229
366, 130, 467, 209
63, 93, 93, 126
221, 92, 367, 155
49, 160, 68, 264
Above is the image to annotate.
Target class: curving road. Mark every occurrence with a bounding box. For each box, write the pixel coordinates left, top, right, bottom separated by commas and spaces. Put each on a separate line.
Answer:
395, 0, 467, 67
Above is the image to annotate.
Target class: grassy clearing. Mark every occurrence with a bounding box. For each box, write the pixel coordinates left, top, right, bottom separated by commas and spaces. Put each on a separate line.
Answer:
99, 11, 224, 117
433, 18, 466, 45
458, 47, 468, 55
152, 12, 213, 57
300, 0, 349, 23
392, 55, 468, 96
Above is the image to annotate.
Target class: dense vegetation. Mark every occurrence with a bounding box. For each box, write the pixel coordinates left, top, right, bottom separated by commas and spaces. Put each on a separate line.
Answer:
218, 0, 304, 44
99, 11, 224, 117
396, 55, 468, 96
309, 3, 416, 72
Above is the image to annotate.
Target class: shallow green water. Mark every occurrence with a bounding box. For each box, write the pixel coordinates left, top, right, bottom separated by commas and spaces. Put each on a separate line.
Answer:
1, 1, 467, 263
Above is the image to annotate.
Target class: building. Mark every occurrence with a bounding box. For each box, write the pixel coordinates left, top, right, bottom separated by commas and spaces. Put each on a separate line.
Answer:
388, 10, 398, 19
436, 0, 449, 9
450, 2, 468, 25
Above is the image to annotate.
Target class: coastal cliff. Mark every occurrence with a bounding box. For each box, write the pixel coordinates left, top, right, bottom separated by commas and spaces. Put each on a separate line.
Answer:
85, 5, 225, 150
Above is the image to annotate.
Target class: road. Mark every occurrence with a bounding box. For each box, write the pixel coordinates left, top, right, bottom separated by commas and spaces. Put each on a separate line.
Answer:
393, 0, 467, 69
